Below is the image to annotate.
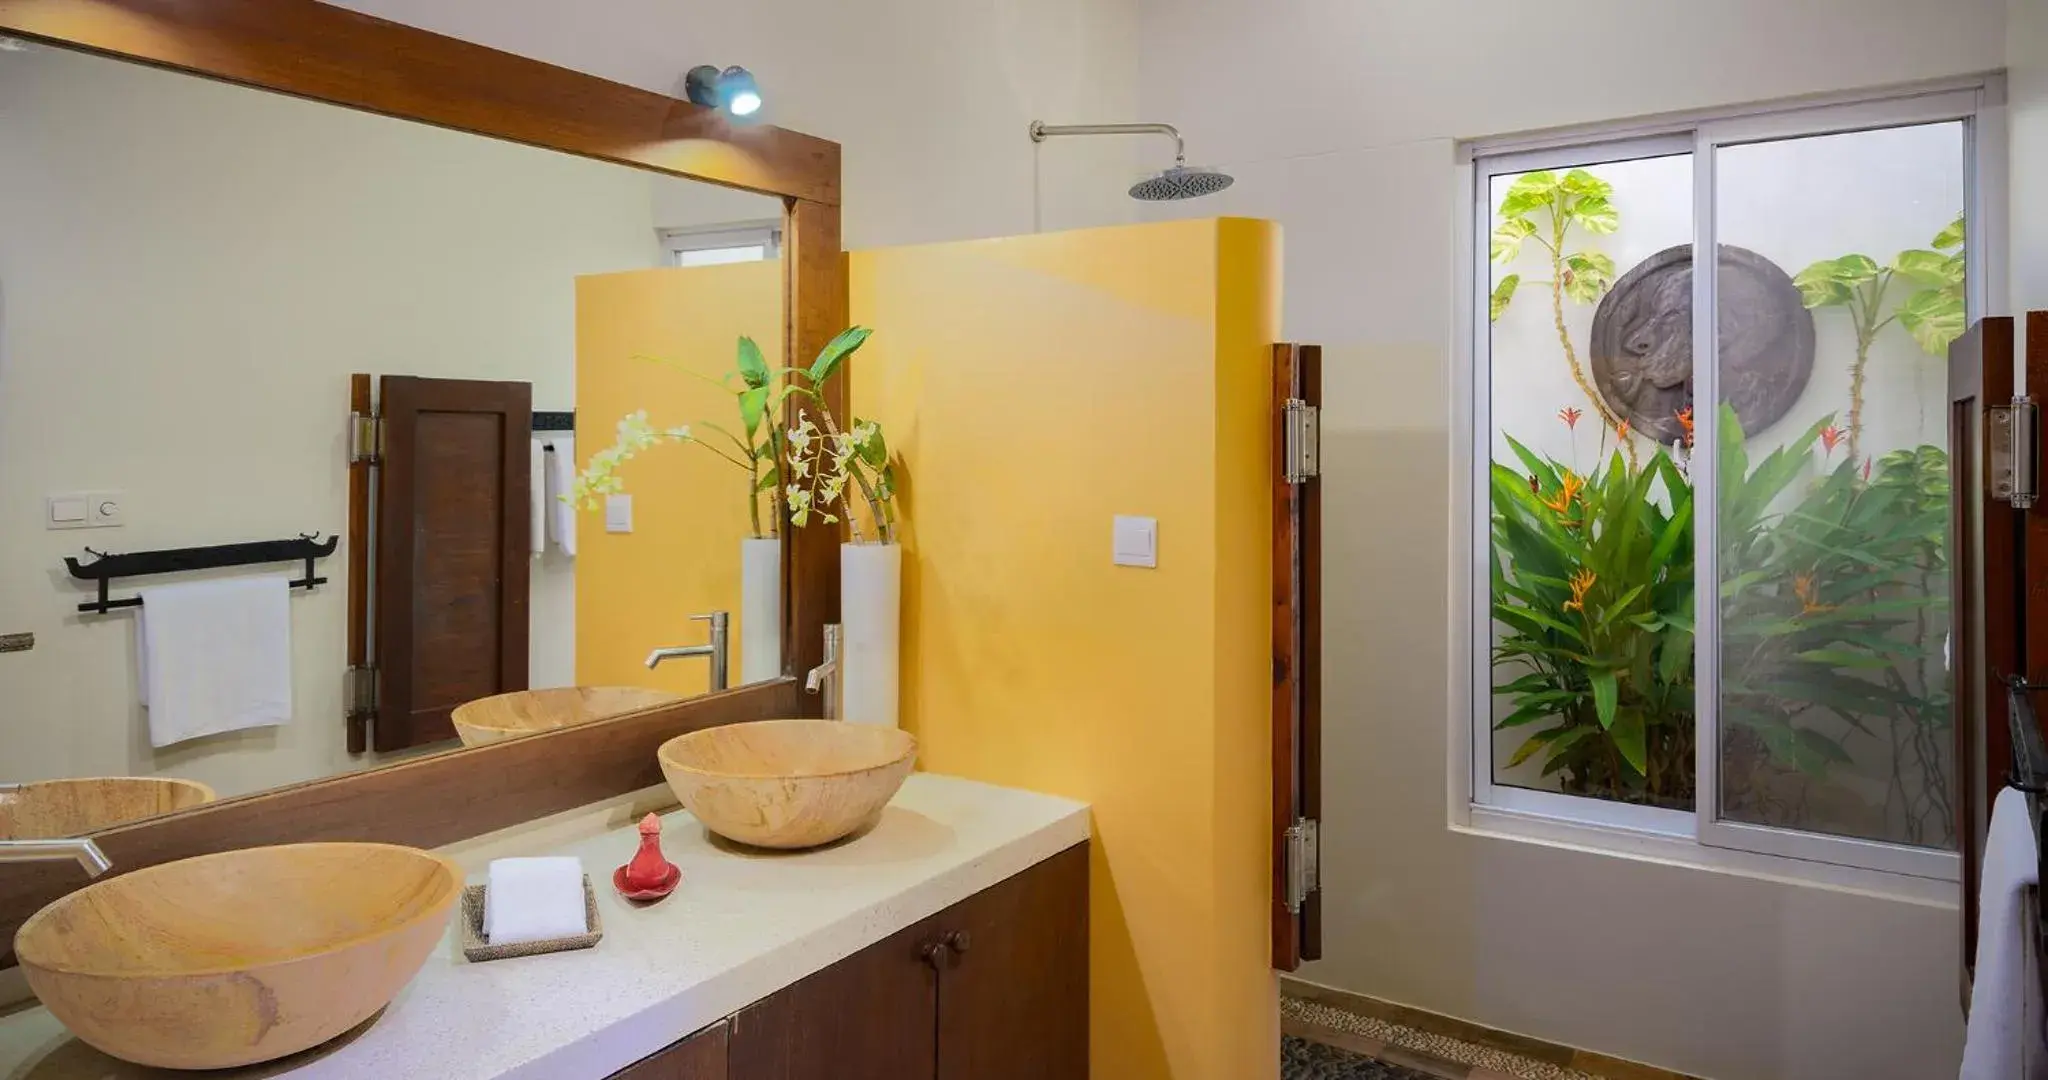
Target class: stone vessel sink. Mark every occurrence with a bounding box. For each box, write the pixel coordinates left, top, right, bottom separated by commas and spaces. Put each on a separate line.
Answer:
0, 777, 215, 840
451, 685, 683, 747
15, 842, 461, 1070
659, 719, 917, 849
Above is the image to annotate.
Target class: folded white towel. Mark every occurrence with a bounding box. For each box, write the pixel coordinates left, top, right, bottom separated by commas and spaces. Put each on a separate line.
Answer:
1962, 786, 2048, 1079
529, 441, 548, 556
484, 857, 586, 946
136, 575, 292, 748
543, 435, 577, 558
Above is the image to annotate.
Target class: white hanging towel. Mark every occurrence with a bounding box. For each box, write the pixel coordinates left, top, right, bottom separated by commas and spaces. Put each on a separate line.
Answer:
136, 575, 293, 748
543, 435, 577, 557
528, 441, 547, 555
1962, 786, 2048, 1079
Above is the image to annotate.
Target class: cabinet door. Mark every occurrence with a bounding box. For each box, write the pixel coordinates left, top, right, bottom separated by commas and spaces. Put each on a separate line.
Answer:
609, 1020, 728, 1079
936, 843, 1089, 1080
728, 917, 940, 1080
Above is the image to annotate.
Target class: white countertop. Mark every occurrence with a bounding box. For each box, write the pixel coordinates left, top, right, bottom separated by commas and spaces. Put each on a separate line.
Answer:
0, 773, 1090, 1080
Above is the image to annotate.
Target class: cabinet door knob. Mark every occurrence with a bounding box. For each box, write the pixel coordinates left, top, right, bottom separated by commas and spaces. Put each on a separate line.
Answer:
944, 930, 971, 955
920, 940, 947, 968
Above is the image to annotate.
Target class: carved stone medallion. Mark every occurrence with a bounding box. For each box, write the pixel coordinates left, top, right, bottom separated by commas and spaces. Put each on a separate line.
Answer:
1589, 244, 1814, 443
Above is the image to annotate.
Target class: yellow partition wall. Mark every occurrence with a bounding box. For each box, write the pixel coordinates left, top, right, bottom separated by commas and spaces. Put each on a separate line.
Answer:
851, 219, 1280, 1080
575, 261, 784, 693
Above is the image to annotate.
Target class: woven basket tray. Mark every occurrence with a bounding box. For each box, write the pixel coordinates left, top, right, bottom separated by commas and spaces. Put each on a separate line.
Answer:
459, 875, 604, 962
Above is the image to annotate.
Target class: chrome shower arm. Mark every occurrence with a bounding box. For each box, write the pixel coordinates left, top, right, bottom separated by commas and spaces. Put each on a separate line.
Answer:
1029, 121, 1185, 165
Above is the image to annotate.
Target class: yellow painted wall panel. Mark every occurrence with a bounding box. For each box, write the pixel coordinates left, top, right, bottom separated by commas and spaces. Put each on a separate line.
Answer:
851, 219, 1277, 1080
574, 261, 784, 693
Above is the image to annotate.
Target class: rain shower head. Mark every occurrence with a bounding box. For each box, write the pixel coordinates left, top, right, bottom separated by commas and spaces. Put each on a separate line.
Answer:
1029, 120, 1235, 202
1130, 166, 1234, 201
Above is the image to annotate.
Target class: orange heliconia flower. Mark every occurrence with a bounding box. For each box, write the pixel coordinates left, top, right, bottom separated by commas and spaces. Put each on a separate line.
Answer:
1675, 406, 1695, 447
1792, 573, 1836, 616
1563, 567, 1597, 614
1820, 425, 1844, 456
1540, 469, 1585, 516
1558, 405, 1584, 430
1616, 419, 1631, 440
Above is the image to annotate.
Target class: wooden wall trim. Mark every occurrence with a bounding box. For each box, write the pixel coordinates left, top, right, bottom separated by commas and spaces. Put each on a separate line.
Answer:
1, 0, 846, 968
0, 0, 840, 205
1, 680, 802, 966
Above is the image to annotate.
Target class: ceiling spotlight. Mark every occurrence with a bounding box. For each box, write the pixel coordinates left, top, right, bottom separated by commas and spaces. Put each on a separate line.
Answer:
685, 64, 762, 119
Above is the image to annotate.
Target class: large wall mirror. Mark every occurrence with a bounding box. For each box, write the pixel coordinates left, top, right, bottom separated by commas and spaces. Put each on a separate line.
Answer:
0, 36, 805, 843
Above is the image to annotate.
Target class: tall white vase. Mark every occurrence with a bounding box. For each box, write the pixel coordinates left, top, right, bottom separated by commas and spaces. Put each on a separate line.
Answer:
740, 537, 782, 684
841, 541, 901, 727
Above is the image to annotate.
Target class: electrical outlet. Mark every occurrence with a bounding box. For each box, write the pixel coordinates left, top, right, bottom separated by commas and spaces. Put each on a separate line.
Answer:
47, 491, 124, 529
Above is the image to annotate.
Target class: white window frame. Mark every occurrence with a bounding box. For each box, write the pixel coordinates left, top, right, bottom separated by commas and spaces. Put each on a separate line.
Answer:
658, 220, 782, 267
1459, 77, 2004, 884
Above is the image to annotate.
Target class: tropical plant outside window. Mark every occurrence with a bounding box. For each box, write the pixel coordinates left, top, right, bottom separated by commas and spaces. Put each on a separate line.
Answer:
1483, 121, 1964, 851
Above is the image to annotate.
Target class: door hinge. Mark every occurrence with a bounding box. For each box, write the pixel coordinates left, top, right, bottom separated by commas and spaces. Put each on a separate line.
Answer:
345, 664, 378, 724
1282, 399, 1320, 483
1284, 817, 1320, 914
349, 411, 383, 466
1991, 396, 2038, 510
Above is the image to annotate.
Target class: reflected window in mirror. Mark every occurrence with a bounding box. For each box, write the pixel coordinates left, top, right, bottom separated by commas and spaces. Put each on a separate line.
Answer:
661, 222, 782, 267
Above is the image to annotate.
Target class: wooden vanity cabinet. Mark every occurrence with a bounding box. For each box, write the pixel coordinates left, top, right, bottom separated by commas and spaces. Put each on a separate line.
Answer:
608, 843, 1088, 1080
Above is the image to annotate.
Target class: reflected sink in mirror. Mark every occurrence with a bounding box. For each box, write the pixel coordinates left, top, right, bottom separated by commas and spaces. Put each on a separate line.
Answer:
0, 777, 215, 839
451, 686, 685, 747
15, 842, 460, 1070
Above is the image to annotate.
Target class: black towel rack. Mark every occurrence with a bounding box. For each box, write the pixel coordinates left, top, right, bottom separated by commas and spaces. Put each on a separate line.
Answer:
64, 533, 338, 615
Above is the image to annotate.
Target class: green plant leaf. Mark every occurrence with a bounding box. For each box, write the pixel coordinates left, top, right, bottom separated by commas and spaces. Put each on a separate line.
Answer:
1497, 171, 1560, 217
856, 420, 889, 468
1831, 254, 1883, 284
1489, 274, 1521, 322
1562, 251, 1616, 305
1793, 648, 1893, 670
1658, 625, 1693, 683
1933, 213, 1966, 251
1590, 670, 1618, 729
1558, 169, 1612, 200
1892, 249, 1964, 289
1569, 195, 1618, 235
1898, 288, 1965, 356
1507, 724, 1584, 768
808, 326, 873, 385
1609, 710, 1647, 775
739, 385, 769, 437
757, 465, 780, 492
1490, 218, 1536, 265
736, 336, 770, 389
1793, 260, 1852, 308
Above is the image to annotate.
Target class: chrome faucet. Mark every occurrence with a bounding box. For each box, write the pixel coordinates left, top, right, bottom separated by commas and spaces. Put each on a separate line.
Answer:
0, 837, 113, 878
805, 623, 842, 720
644, 611, 729, 691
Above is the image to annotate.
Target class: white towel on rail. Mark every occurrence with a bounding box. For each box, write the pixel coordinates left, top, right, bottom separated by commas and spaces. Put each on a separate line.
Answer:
529, 440, 547, 555
1962, 786, 2048, 1079
136, 575, 292, 747
543, 435, 577, 557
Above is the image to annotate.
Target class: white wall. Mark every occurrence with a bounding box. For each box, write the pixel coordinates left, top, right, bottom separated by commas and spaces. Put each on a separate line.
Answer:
2016, 0, 2048, 315
323, 0, 1145, 247
0, 44, 770, 797
1133, 1, 2008, 1077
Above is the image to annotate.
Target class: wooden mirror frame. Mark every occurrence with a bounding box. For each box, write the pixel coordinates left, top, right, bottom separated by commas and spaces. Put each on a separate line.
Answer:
0, 0, 847, 965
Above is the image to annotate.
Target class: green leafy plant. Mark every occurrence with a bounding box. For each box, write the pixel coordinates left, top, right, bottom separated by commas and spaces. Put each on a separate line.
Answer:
1793, 214, 1965, 459
775, 326, 901, 544
1488, 169, 1627, 454
1490, 437, 1696, 805
569, 336, 784, 537
1716, 402, 1952, 844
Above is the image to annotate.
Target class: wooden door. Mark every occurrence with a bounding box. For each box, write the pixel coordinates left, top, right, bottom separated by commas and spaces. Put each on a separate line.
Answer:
1950, 316, 2024, 979
373, 375, 532, 751
727, 917, 940, 1080
1272, 343, 1323, 970
933, 844, 1089, 1080
610, 1021, 729, 1079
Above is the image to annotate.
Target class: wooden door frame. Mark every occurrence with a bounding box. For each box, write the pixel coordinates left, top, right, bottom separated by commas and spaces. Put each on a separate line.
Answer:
1272, 343, 1322, 969
0, 0, 846, 966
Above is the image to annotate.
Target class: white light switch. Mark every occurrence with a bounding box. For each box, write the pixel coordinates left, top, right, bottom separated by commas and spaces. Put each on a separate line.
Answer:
47, 492, 122, 530
1113, 514, 1157, 568
605, 494, 633, 534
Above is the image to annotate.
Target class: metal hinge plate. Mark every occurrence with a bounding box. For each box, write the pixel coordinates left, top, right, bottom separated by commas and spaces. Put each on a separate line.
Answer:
349, 411, 383, 466
1991, 396, 2038, 510
1284, 817, 1320, 914
1282, 399, 1320, 483
345, 664, 377, 723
